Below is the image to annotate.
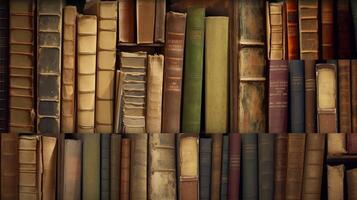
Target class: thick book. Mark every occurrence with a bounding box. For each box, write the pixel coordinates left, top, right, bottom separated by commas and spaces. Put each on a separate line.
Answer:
347, 133, 357, 154
147, 55, 164, 133
258, 134, 275, 200
120, 138, 130, 200
338, 60, 352, 133
211, 135, 222, 200
316, 63, 337, 133
302, 133, 325, 200
37, 0, 63, 134
242, 134, 258, 200
304, 60, 317, 133
321, 0, 334, 59
268, 60, 288, 133
61, 6, 77, 133
63, 139, 82, 200
81, 134, 100, 200
220, 135, 229, 200
101, 134, 110, 199
136, 0, 155, 43
347, 169, 357, 200
0, 0, 8, 132
352, 60, 357, 132
149, 134, 176, 199
42, 136, 57, 200
161, 12, 186, 133
286, 133, 306, 200
110, 134, 121, 200
274, 134, 288, 200
266, 1, 286, 60
352, 1, 357, 53
1, 133, 19, 200
200, 137, 212, 200
228, 134, 241, 200
238, 0, 266, 133
298, 0, 319, 60
118, 0, 135, 43
205, 17, 229, 133
289, 60, 305, 132
154, 0, 166, 43
337, 0, 353, 59
9, 0, 35, 133
286, 0, 299, 59
327, 165, 344, 200
77, 15, 97, 133
181, 7, 205, 133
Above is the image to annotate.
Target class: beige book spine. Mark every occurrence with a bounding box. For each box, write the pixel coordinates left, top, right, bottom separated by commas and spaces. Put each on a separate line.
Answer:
266, 2, 286, 60
42, 137, 57, 200
328, 165, 344, 200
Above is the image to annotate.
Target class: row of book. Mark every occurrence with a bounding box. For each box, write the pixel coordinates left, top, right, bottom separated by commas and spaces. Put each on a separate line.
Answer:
0, 132, 357, 200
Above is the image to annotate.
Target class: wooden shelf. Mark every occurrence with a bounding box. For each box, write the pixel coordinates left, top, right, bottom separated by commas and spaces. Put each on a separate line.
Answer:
326, 154, 357, 163
117, 43, 164, 48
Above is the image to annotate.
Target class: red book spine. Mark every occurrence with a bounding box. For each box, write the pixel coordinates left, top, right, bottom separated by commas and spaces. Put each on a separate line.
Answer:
321, 0, 334, 59
286, 0, 299, 60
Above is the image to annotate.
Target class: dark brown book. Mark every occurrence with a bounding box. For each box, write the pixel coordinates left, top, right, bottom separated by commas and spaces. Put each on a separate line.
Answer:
321, 0, 334, 59
347, 133, 357, 154
274, 134, 288, 200
228, 133, 241, 200
136, 0, 155, 43
352, 60, 357, 132
111, 134, 121, 200
211, 134, 222, 200
339, 60, 352, 133
161, 12, 186, 133
118, 0, 135, 43
337, 0, 353, 59
305, 60, 317, 133
154, 0, 166, 43
120, 138, 130, 200
1, 133, 18, 200
347, 168, 357, 200
286, 0, 299, 60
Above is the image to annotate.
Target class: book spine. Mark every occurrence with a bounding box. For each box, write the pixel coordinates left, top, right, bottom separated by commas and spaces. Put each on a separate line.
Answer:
9, 0, 35, 133
114, 71, 126, 133
268, 60, 288, 133
258, 134, 275, 200
289, 60, 305, 132
154, 0, 166, 43
338, 60, 352, 133
327, 165, 344, 200
242, 134, 258, 200
321, 0, 334, 59
199, 138, 212, 200
161, 12, 186, 133
110, 134, 121, 200
347, 169, 357, 199
304, 60, 317, 133
181, 7, 205, 133
274, 134, 288, 200
205, 17, 229, 133
63, 139, 82, 200
228, 134, 241, 200
351, 1, 357, 53
211, 135, 222, 200
286, 0, 299, 60
101, 134, 111, 200
337, 0, 353, 59
266, 2, 286, 60
0, 0, 8, 132
136, 0, 155, 43
118, 0, 135, 43
120, 138, 131, 200
220, 135, 229, 200
347, 134, 357, 154
42, 136, 57, 200
352, 60, 357, 132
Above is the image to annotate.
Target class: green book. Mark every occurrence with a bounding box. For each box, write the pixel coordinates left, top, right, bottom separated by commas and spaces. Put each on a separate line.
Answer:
242, 134, 258, 200
181, 7, 205, 133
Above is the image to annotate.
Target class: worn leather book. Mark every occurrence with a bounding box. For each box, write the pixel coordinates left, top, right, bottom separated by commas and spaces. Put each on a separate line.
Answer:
220, 135, 229, 200
298, 0, 319, 60
211, 135, 222, 200
274, 133, 288, 200
101, 134, 110, 199
149, 133, 176, 200
316, 63, 337, 133
258, 134, 275, 200
205, 17, 228, 133
118, 0, 135, 43
352, 1, 357, 53
199, 137, 212, 200
321, 0, 334, 59
37, 0, 63, 134
286, 0, 299, 59
302, 133, 325, 200
304, 60, 317, 133
42, 136, 57, 200
77, 15, 97, 133
147, 55, 164, 133
238, 0, 266, 133
339, 60, 352, 133
154, 0, 166, 43
110, 134, 121, 200
289, 60, 305, 132
61, 6, 77, 133
178, 134, 199, 200
337, 0, 353, 59
242, 134, 258, 200
1, 133, 19, 200
286, 133, 306, 200
63, 139, 82, 200
181, 8, 205, 133
352, 60, 357, 132
268, 60, 288, 133
347, 134, 357, 154
81, 134, 100, 200
162, 12, 186, 133
327, 165, 344, 200
327, 133, 347, 155
9, 0, 35, 133
114, 71, 126, 133
266, 1, 286, 60
228, 134, 240, 200
136, 0, 155, 43
120, 138, 130, 200
347, 168, 357, 200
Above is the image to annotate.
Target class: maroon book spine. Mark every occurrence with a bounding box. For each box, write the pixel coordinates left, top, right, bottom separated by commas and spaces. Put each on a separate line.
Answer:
337, 0, 353, 59
228, 133, 241, 200
347, 133, 357, 154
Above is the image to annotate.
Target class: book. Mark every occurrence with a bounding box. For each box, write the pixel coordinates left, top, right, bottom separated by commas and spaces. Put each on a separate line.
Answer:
238, 0, 266, 133
266, 1, 286, 60
114, 71, 126, 133
286, 0, 299, 59
136, 0, 155, 43
37, 0, 63, 134
321, 0, 334, 59
77, 15, 97, 133
228, 134, 240, 200
61, 6, 77, 133
316, 63, 337, 133
352, 1, 357, 53
118, 0, 135, 43
258, 133, 275, 200
199, 137, 212, 200
298, 0, 319, 60
302, 133, 325, 200
347, 133, 357, 154
154, 0, 166, 43
286, 133, 306, 200
274, 133, 288, 200
181, 7, 205, 133
42, 136, 57, 200
1, 133, 19, 200
327, 133, 347, 155
338, 60, 352, 133
347, 169, 357, 200
147, 55, 164, 133
148, 133, 176, 199
0, 0, 8, 132
327, 165, 344, 200
205, 16, 229, 133
161, 12, 186, 133
211, 135, 222, 200
101, 134, 110, 199
120, 138, 130, 200
304, 60, 317, 133
110, 134, 121, 200
63, 139, 82, 200
9, 0, 35, 133
220, 135, 229, 200
242, 134, 258, 200
268, 60, 288, 133
352, 60, 357, 132
337, 0, 353, 58
289, 60, 305, 132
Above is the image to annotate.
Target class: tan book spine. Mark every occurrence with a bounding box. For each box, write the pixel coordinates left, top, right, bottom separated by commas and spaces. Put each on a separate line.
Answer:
42, 137, 57, 200
136, 0, 155, 43
328, 165, 344, 200
120, 138, 131, 200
